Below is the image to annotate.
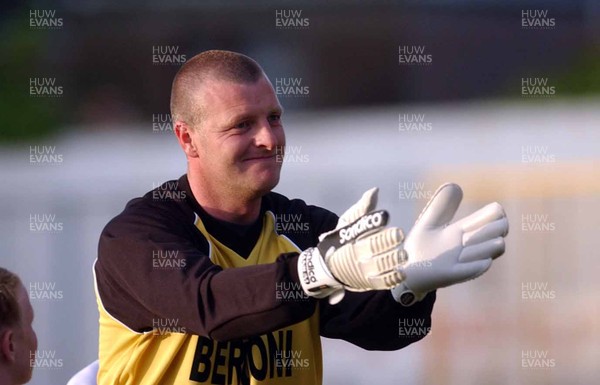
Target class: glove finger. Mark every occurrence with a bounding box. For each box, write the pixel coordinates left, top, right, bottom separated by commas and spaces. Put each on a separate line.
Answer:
367, 270, 406, 290
327, 230, 404, 292
319, 211, 389, 257
359, 248, 407, 276
338, 187, 379, 227
459, 237, 505, 262
413, 183, 463, 230
455, 202, 507, 233
326, 246, 369, 289
448, 258, 493, 284
353, 227, 404, 257
345, 287, 370, 293
462, 217, 509, 246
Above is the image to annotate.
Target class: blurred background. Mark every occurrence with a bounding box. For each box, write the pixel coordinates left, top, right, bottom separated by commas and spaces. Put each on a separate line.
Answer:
0, 0, 598, 384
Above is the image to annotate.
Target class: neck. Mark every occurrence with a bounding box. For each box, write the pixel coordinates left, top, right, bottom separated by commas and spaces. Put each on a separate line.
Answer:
187, 172, 262, 225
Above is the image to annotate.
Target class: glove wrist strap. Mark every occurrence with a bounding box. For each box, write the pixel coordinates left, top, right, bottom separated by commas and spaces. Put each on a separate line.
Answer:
391, 282, 427, 306
298, 247, 342, 299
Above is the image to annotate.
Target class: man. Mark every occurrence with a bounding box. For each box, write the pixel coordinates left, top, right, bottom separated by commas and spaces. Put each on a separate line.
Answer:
95, 50, 508, 384
0, 267, 38, 385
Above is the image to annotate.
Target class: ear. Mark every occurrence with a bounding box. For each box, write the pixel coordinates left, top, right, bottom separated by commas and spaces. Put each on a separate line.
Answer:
174, 121, 199, 158
0, 329, 16, 363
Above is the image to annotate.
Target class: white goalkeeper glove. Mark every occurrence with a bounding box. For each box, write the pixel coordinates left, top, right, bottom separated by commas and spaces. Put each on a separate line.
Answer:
391, 183, 509, 306
299, 188, 407, 304
321, 187, 380, 239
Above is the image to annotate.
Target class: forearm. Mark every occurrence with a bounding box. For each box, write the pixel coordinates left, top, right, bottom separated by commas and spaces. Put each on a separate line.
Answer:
97, 245, 316, 341
203, 253, 317, 340
320, 290, 436, 350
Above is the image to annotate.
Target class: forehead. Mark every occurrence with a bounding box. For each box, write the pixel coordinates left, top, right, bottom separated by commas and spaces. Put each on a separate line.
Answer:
197, 76, 281, 116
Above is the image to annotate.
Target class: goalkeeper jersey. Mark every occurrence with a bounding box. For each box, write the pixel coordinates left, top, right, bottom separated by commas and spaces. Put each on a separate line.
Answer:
95, 175, 436, 385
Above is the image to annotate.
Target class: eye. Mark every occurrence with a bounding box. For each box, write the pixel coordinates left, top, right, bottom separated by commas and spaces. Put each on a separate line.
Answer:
268, 114, 281, 124
234, 121, 251, 130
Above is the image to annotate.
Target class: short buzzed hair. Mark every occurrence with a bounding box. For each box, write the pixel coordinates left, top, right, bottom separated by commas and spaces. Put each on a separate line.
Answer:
0, 267, 22, 329
170, 50, 265, 126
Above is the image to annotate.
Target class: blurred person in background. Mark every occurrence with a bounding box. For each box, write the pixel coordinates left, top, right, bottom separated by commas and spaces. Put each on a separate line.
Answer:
94, 50, 507, 384
0, 267, 37, 385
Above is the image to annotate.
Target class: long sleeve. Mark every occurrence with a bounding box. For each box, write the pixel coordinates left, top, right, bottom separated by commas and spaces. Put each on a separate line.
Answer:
319, 290, 435, 350
95, 198, 316, 341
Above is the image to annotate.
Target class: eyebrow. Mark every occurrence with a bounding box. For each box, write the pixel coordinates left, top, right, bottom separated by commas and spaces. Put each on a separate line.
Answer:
223, 106, 284, 128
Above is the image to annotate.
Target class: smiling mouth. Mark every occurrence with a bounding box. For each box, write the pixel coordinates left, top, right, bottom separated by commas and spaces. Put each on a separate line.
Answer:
244, 155, 276, 161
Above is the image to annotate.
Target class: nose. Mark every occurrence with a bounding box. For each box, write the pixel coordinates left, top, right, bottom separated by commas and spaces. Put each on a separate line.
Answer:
254, 119, 278, 151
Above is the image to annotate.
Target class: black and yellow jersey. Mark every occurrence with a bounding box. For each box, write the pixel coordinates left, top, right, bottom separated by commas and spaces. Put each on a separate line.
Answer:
94, 175, 435, 384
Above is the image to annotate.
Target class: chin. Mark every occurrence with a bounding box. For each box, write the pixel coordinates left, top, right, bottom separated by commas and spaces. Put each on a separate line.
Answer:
252, 172, 280, 197
260, 177, 280, 194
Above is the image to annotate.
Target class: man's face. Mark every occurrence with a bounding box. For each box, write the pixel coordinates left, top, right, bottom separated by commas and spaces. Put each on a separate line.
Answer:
13, 284, 37, 384
189, 75, 285, 200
